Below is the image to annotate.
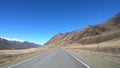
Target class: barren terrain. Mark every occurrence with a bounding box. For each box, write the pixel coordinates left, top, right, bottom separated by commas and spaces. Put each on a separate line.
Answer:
0, 46, 51, 64
64, 38, 120, 68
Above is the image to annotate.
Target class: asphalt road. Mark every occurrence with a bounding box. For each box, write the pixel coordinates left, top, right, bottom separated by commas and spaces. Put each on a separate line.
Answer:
8, 48, 90, 68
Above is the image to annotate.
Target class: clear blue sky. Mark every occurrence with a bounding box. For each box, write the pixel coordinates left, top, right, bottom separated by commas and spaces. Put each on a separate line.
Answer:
0, 0, 120, 45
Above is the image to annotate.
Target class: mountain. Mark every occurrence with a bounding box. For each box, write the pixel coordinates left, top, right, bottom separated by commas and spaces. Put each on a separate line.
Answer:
45, 13, 120, 46
0, 37, 40, 49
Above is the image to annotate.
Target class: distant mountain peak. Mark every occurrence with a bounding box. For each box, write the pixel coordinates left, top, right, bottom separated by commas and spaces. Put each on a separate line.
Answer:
10, 38, 25, 42
0, 37, 25, 42
0, 37, 40, 49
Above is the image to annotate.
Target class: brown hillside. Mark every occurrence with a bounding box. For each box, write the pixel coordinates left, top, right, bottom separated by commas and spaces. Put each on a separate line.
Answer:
45, 13, 120, 46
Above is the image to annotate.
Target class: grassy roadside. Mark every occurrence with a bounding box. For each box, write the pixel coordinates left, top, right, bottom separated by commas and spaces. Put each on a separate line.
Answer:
64, 38, 120, 68
0, 46, 52, 65
66, 49, 120, 68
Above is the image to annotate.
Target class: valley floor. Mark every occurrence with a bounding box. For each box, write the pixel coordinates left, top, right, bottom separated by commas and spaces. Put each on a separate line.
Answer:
64, 38, 120, 68
0, 38, 120, 68
0, 46, 51, 65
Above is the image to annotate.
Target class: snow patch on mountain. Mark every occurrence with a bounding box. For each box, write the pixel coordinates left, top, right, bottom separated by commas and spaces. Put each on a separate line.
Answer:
0, 36, 25, 42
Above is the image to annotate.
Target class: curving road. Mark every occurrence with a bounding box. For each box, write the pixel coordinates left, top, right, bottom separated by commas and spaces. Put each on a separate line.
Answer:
8, 48, 90, 68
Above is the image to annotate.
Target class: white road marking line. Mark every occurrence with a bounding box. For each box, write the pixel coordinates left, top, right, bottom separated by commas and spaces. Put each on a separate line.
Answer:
8, 48, 91, 68
68, 52, 91, 68
8, 49, 55, 68
53, 52, 56, 56
8, 53, 44, 68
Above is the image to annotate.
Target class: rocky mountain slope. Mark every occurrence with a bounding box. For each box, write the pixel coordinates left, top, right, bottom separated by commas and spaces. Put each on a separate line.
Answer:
0, 37, 40, 49
45, 13, 120, 46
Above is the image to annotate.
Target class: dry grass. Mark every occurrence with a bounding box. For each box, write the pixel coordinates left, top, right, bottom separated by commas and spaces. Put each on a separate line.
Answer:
64, 38, 120, 68
0, 46, 52, 64
65, 38, 120, 53
79, 30, 120, 44
0, 48, 39, 55
66, 49, 120, 68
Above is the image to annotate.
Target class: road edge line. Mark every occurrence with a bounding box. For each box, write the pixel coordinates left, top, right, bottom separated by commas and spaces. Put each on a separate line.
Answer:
68, 52, 91, 68
8, 54, 42, 68
8, 49, 54, 68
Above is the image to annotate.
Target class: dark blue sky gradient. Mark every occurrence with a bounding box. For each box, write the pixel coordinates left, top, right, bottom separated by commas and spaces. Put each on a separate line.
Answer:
0, 0, 120, 44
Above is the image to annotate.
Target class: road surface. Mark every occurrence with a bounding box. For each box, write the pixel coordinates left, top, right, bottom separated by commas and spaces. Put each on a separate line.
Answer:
8, 48, 90, 68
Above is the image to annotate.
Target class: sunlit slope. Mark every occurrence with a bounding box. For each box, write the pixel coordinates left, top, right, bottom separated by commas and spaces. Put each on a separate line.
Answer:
45, 13, 120, 46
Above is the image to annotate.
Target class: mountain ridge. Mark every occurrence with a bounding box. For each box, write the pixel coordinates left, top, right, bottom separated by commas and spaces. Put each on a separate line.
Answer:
45, 13, 120, 46
0, 37, 40, 49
